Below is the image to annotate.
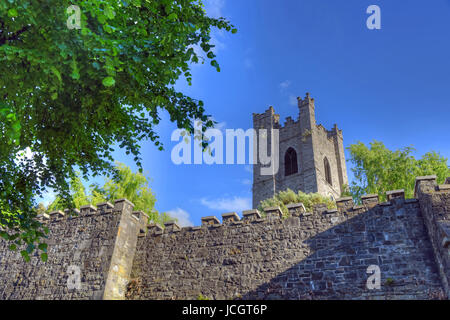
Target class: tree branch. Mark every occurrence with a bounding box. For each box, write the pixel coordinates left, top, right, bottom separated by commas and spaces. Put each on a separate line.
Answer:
0, 25, 30, 46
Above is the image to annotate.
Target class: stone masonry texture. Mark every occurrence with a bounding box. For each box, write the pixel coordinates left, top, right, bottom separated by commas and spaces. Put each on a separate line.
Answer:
0, 164, 448, 302
1, 176, 447, 299
0, 199, 147, 300
252, 93, 348, 208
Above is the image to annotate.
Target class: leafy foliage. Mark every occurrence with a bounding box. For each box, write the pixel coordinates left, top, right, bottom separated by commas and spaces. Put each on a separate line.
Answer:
197, 293, 211, 300
0, 0, 235, 256
340, 184, 352, 198
347, 141, 450, 201
47, 163, 172, 225
258, 189, 336, 218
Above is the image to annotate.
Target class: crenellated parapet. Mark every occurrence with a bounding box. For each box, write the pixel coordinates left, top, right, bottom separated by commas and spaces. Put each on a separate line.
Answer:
252, 92, 349, 208
0, 198, 148, 300
415, 175, 450, 298
130, 177, 447, 300
38, 199, 147, 225
3, 179, 450, 300
142, 186, 427, 240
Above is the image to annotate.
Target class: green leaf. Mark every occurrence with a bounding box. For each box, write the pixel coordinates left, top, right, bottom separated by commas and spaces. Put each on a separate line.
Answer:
167, 13, 177, 21
98, 14, 107, 24
102, 77, 116, 87
8, 8, 18, 17
20, 250, 30, 262
105, 7, 116, 19
51, 67, 62, 82
0, 0, 237, 258
71, 70, 80, 80
12, 121, 21, 132
41, 253, 48, 262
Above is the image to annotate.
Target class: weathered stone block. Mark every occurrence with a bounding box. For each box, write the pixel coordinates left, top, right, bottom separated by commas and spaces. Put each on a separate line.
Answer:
96, 202, 114, 213
79, 204, 97, 216
286, 203, 306, 216
242, 209, 261, 221
164, 221, 181, 232
437, 185, 450, 191
49, 210, 64, 221
264, 206, 282, 219
221, 212, 240, 224
361, 194, 379, 209
201, 216, 220, 226
386, 189, 405, 201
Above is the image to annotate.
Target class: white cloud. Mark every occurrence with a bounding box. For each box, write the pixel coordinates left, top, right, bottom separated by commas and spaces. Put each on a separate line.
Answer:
167, 208, 194, 227
208, 117, 226, 131
200, 196, 252, 213
279, 80, 291, 90
241, 178, 252, 186
244, 165, 252, 173
215, 121, 227, 131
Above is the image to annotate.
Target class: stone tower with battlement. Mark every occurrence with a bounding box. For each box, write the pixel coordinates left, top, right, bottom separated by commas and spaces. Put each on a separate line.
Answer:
252, 93, 348, 208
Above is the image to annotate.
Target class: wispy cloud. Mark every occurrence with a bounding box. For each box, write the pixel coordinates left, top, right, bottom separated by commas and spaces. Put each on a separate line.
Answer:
244, 165, 252, 173
279, 80, 291, 90
278, 80, 299, 107
209, 117, 227, 131
215, 121, 227, 131
241, 178, 252, 186
167, 208, 194, 227
200, 196, 252, 213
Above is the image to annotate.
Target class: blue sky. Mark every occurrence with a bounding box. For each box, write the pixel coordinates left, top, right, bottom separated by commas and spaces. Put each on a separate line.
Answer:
40, 0, 450, 226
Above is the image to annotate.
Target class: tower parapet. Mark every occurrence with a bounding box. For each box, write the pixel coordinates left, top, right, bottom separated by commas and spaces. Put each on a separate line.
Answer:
252, 92, 349, 207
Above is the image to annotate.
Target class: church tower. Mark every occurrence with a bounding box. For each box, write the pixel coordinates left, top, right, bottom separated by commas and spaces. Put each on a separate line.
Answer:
252, 93, 348, 208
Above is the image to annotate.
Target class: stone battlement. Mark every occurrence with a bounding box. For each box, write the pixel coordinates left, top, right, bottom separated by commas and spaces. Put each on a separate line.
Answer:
142, 189, 410, 237
252, 93, 348, 206
0, 177, 449, 300
37, 199, 149, 228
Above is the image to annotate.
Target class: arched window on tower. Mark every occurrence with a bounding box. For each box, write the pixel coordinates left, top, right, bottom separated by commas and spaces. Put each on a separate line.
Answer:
284, 148, 298, 176
324, 157, 332, 186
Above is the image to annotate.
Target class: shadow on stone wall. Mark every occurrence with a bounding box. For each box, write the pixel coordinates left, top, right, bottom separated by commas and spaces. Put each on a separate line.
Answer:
240, 200, 443, 300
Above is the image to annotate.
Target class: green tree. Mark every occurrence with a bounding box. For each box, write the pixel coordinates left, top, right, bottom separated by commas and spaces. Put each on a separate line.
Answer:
48, 163, 171, 225
347, 141, 450, 201
0, 1, 236, 254
259, 189, 336, 218
34, 203, 47, 216
48, 174, 91, 211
